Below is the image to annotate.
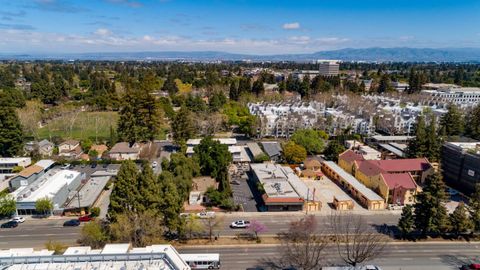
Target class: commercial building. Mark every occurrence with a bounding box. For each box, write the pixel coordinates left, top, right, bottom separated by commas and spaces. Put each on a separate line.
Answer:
64, 175, 112, 214
321, 161, 385, 210
9, 160, 55, 190
260, 142, 282, 162
250, 163, 320, 212
441, 142, 480, 194
0, 244, 190, 270
422, 87, 480, 107
0, 158, 32, 189
318, 60, 340, 76
14, 169, 84, 215
246, 142, 265, 161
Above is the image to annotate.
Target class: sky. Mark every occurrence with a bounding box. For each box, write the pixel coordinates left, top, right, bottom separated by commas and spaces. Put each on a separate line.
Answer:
0, 0, 480, 54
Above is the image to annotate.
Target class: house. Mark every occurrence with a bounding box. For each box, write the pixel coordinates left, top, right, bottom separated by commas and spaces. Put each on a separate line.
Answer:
188, 177, 218, 206
9, 160, 55, 190
304, 159, 322, 171
338, 150, 365, 174
58, 140, 82, 159
380, 173, 418, 205
261, 142, 282, 162
38, 139, 54, 156
109, 142, 141, 161
89, 144, 108, 159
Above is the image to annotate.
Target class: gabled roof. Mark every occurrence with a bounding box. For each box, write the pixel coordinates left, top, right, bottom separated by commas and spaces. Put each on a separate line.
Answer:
110, 142, 140, 154
381, 173, 417, 190
339, 149, 365, 163
18, 165, 43, 178
374, 158, 431, 172
59, 140, 79, 146
357, 160, 385, 176
304, 159, 321, 169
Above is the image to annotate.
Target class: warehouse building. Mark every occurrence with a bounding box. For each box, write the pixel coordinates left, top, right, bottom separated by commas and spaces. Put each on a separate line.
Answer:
14, 169, 84, 215
0, 244, 190, 270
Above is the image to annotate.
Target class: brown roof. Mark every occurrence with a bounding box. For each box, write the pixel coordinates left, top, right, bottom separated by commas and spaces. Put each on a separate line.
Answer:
90, 144, 108, 154
301, 169, 317, 177
60, 140, 79, 146
18, 165, 43, 178
109, 142, 140, 154
262, 194, 305, 204
357, 160, 385, 177
339, 150, 365, 163
304, 159, 321, 169
192, 176, 218, 193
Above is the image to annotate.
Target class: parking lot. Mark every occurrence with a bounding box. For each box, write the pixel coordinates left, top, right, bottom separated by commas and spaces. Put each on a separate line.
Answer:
70, 163, 121, 178
230, 163, 258, 212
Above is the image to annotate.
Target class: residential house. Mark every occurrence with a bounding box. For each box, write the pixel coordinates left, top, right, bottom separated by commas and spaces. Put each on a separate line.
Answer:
9, 160, 55, 190
38, 139, 54, 156
89, 144, 108, 159
261, 142, 282, 162
58, 140, 82, 159
109, 142, 141, 161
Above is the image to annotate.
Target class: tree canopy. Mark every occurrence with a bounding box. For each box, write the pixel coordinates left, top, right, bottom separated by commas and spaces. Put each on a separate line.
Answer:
290, 129, 328, 155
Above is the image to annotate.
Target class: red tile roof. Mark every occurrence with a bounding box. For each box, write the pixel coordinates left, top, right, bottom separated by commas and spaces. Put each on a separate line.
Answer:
339, 150, 365, 163
374, 158, 431, 172
357, 160, 385, 176
262, 194, 304, 204
382, 173, 417, 190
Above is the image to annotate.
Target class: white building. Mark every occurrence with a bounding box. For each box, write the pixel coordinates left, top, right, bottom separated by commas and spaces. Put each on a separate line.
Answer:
0, 157, 31, 179
318, 60, 340, 76
422, 87, 480, 107
0, 244, 190, 270
14, 169, 84, 215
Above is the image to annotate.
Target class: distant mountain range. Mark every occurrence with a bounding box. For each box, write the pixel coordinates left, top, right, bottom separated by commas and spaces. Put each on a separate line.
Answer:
2, 47, 480, 62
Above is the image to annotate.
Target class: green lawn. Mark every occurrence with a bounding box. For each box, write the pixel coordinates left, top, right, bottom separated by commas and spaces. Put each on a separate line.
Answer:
37, 111, 119, 141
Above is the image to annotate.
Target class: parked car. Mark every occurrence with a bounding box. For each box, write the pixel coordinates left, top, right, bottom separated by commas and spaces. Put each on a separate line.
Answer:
152, 161, 158, 168
91, 162, 97, 168
63, 219, 80, 227
196, 211, 216, 219
78, 215, 94, 222
61, 163, 71, 169
1, 221, 18, 228
102, 163, 109, 168
462, 264, 480, 270
10, 216, 25, 223
230, 220, 250, 228
447, 188, 460, 196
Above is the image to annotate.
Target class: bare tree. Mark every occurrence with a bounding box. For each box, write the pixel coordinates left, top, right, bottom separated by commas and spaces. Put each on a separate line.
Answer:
330, 213, 390, 267
203, 216, 223, 242
276, 215, 328, 270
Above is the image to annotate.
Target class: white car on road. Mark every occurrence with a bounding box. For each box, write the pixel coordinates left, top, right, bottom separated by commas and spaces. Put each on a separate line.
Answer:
10, 216, 25, 223
230, 220, 250, 228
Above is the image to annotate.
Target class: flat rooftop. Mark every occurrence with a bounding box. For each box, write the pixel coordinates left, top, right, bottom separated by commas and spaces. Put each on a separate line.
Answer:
65, 176, 111, 210
0, 157, 31, 164
16, 169, 80, 202
186, 138, 237, 145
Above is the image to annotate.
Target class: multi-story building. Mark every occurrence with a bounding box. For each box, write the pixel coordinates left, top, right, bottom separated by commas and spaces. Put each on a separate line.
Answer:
422, 87, 480, 107
318, 60, 340, 76
9, 159, 55, 190
0, 157, 31, 178
441, 141, 480, 194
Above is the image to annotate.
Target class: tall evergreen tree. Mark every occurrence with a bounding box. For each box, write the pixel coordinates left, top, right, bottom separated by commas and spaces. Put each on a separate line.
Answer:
414, 172, 449, 236
439, 105, 464, 137
171, 106, 195, 145
252, 79, 265, 96
117, 89, 139, 144
449, 202, 472, 236
0, 106, 24, 157
108, 160, 140, 220
158, 171, 183, 232
162, 76, 178, 96
407, 115, 427, 158
398, 205, 414, 238
465, 104, 480, 140
137, 162, 161, 213
377, 74, 392, 93
425, 115, 441, 162
469, 184, 480, 232
229, 81, 239, 101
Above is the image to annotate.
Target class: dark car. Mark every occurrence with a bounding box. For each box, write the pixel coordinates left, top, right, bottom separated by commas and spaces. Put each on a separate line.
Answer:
102, 163, 109, 168
78, 215, 94, 222
91, 163, 97, 168
462, 264, 480, 270
63, 219, 80, 227
1, 221, 18, 228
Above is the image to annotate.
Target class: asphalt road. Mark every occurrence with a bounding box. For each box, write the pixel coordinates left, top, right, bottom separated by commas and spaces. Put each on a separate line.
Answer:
0, 213, 401, 249
178, 242, 480, 270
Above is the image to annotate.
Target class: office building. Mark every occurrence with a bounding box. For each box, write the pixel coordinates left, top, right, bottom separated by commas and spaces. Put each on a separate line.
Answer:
318, 60, 340, 76
441, 141, 480, 194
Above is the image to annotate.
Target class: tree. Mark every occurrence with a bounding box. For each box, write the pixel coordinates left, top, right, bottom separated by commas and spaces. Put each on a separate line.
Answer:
35, 197, 53, 216
137, 162, 161, 213
398, 204, 414, 238
290, 129, 328, 155
44, 241, 67, 255
465, 104, 480, 140
117, 90, 138, 144
277, 215, 328, 270
406, 115, 427, 158
0, 193, 16, 217
194, 137, 232, 185
377, 74, 393, 93
109, 210, 164, 247
439, 105, 464, 136
0, 106, 24, 157
449, 202, 472, 236
90, 207, 100, 217
162, 76, 178, 96
323, 140, 346, 162
158, 172, 183, 233
248, 220, 267, 240
425, 115, 441, 162
229, 81, 239, 101
184, 214, 205, 239
252, 79, 265, 96
108, 160, 140, 220
172, 106, 195, 145
331, 213, 389, 267
282, 141, 307, 164
203, 215, 223, 242
414, 172, 449, 236
469, 184, 480, 232
79, 221, 107, 248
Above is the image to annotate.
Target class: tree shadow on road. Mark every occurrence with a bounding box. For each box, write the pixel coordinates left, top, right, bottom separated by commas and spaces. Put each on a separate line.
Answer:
439, 254, 476, 269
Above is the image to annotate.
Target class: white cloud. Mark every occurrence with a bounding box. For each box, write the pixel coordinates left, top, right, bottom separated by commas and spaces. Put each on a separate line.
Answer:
94, 28, 112, 36
289, 35, 310, 44
282, 22, 300, 30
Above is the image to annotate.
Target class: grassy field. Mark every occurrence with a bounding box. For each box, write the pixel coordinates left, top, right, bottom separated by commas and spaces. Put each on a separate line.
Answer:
37, 111, 119, 141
